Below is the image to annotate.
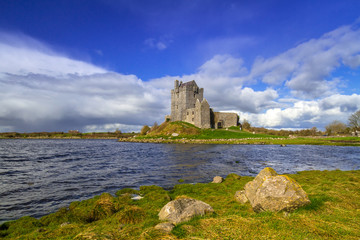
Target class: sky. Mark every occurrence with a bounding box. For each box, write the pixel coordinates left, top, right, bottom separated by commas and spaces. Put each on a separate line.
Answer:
0, 0, 360, 133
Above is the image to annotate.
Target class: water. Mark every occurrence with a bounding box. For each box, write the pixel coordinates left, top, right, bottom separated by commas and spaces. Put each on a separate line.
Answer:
0, 139, 359, 223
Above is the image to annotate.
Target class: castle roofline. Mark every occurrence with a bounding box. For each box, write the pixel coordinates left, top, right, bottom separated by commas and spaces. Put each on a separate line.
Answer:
179, 80, 198, 88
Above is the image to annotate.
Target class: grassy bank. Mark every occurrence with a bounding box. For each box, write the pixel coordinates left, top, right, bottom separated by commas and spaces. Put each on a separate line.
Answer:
120, 136, 360, 146
1, 169, 359, 239
121, 121, 360, 146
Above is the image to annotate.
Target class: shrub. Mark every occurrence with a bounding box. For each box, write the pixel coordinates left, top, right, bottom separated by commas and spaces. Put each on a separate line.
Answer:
140, 125, 150, 135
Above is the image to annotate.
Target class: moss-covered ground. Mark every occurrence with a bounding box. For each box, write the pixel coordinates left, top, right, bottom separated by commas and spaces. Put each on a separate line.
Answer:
1, 170, 359, 239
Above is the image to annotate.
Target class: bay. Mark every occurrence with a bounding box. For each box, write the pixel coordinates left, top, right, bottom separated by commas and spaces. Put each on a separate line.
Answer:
0, 139, 359, 223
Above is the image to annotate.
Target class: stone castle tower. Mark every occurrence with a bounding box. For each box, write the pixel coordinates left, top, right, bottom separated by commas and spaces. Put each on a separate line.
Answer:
169, 80, 239, 129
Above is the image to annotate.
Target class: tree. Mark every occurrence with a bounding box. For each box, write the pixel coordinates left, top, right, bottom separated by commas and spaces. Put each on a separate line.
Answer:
348, 110, 360, 131
309, 127, 319, 136
325, 120, 347, 135
115, 128, 122, 137
241, 119, 252, 131
140, 125, 150, 135
151, 122, 159, 131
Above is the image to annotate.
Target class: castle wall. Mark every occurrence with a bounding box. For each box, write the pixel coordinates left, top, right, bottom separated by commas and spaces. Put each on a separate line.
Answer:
184, 108, 196, 124
194, 99, 210, 128
213, 112, 239, 129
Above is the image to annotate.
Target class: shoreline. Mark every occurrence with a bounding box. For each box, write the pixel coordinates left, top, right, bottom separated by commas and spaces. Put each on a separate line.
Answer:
1, 169, 359, 239
118, 136, 360, 146
1, 136, 359, 146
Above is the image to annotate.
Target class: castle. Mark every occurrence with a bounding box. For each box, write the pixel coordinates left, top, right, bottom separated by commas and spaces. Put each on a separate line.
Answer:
168, 80, 239, 129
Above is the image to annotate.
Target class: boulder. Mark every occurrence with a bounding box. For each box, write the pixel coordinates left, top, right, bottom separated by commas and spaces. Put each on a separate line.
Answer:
244, 167, 277, 204
242, 167, 310, 212
212, 176, 224, 183
159, 198, 214, 224
154, 222, 175, 233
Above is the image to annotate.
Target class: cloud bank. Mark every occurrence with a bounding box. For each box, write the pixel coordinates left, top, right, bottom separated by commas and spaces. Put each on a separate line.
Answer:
0, 32, 168, 132
0, 22, 360, 132
249, 24, 360, 98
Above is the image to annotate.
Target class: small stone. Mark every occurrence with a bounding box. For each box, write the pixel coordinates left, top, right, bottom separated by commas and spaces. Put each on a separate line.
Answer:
212, 176, 224, 183
154, 222, 175, 233
119, 224, 125, 230
234, 190, 248, 204
60, 222, 70, 227
131, 195, 144, 200
171, 133, 179, 137
159, 198, 214, 224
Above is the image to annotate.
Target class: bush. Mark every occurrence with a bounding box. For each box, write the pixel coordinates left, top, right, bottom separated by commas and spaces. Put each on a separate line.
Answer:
140, 125, 150, 135
242, 119, 251, 131
325, 120, 348, 135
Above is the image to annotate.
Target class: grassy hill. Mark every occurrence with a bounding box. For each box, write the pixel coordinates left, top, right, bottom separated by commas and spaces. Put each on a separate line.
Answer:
142, 121, 280, 139
146, 121, 201, 137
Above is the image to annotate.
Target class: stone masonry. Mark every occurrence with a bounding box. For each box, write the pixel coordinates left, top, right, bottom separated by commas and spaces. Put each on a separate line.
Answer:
169, 80, 239, 129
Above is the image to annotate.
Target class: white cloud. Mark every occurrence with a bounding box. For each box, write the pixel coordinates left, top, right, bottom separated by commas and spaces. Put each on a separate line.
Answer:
0, 31, 106, 77
0, 31, 169, 132
83, 123, 142, 133
249, 24, 360, 98
144, 36, 172, 50
0, 72, 169, 132
240, 94, 360, 130
150, 54, 279, 113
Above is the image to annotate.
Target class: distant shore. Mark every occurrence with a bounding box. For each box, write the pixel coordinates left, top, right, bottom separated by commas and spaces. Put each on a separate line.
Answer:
118, 136, 360, 146
0, 132, 133, 140
121, 121, 360, 146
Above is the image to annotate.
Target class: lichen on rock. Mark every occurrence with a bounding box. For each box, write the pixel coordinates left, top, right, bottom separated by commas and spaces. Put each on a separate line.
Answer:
237, 167, 311, 212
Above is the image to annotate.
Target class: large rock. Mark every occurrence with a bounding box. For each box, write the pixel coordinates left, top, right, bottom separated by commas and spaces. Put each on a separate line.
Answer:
244, 167, 278, 204
158, 198, 214, 224
242, 167, 310, 212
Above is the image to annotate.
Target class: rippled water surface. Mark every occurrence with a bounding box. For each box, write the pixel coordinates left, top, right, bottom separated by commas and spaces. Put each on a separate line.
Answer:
1, 139, 359, 223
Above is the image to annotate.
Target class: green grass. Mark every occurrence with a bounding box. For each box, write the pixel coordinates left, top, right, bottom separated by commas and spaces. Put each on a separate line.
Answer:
137, 121, 281, 140
1, 170, 360, 239
194, 128, 281, 139
128, 121, 360, 146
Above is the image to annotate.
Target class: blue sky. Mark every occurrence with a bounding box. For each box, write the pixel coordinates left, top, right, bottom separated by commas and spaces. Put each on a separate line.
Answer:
0, 0, 360, 132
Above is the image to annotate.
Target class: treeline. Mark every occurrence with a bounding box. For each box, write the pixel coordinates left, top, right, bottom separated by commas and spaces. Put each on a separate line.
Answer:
241, 109, 360, 137
242, 126, 322, 137
0, 131, 134, 139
